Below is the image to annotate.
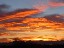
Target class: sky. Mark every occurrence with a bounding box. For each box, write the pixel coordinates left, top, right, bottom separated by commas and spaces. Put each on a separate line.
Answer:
0, 0, 64, 42
0, 0, 64, 15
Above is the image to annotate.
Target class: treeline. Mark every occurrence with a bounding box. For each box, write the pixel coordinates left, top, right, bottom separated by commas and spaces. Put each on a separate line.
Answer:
0, 40, 64, 48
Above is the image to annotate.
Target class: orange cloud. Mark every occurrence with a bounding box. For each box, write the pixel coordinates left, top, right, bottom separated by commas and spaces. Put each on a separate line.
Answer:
0, 9, 40, 22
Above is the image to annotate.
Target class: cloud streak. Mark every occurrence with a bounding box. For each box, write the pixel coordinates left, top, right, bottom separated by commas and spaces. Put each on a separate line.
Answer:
48, 0, 64, 7
50, 0, 64, 3
0, 9, 40, 22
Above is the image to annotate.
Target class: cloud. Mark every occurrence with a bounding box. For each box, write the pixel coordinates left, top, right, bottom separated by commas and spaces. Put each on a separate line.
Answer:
33, 4, 48, 12
33, 0, 64, 12
48, 0, 64, 7
0, 4, 10, 14
48, 2, 64, 7
50, 0, 64, 3
0, 4, 9, 9
0, 9, 40, 22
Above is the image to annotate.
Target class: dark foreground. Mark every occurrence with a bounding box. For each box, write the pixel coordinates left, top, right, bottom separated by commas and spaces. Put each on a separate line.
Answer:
0, 41, 64, 48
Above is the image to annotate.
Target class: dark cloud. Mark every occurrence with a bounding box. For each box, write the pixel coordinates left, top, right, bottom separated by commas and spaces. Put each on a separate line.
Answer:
0, 4, 10, 17
0, 4, 10, 9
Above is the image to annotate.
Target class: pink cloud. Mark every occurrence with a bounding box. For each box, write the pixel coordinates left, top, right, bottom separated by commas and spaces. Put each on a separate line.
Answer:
48, 2, 64, 7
